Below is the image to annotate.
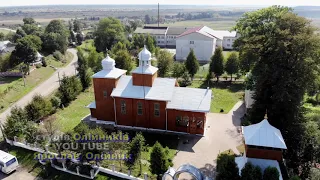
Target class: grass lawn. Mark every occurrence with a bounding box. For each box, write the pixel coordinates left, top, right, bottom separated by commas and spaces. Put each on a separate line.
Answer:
46, 51, 74, 68
0, 28, 12, 35
189, 80, 244, 113
54, 87, 94, 132
0, 66, 55, 113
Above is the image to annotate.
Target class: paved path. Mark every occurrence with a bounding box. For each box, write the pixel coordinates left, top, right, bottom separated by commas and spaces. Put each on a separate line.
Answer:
0, 48, 78, 125
0, 167, 38, 180
172, 101, 245, 178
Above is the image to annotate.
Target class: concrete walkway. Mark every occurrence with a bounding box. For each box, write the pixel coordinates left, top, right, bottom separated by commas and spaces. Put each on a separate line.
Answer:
0, 48, 78, 125
172, 101, 245, 178
0, 168, 38, 180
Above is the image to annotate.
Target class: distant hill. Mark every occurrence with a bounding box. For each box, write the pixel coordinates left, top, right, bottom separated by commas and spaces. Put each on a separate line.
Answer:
294, 6, 320, 18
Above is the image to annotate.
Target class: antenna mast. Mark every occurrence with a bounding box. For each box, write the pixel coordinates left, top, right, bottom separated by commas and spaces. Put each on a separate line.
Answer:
158, 3, 160, 27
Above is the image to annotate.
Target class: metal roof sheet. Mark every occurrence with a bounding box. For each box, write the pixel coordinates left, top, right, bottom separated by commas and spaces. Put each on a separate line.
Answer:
243, 119, 287, 149
167, 87, 212, 112
92, 68, 127, 79
111, 75, 176, 101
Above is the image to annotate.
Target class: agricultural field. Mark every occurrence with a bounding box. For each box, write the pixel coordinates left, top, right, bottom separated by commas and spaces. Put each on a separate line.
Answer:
150, 19, 237, 30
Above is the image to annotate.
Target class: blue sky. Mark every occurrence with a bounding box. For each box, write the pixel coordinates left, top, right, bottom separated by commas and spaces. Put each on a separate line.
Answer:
1, 0, 320, 7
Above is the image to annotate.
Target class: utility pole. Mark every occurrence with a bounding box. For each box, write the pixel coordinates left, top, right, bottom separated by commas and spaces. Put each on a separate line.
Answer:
20, 65, 26, 87
158, 3, 160, 27
58, 71, 61, 86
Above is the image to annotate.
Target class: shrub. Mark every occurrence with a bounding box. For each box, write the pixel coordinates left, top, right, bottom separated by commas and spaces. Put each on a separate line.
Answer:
42, 58, 47, 67
263, 167, 280, 180
50, 96, 61, 109
179, 71, 192, 87
289, 175, 300, 180
241, 162, 262, 180
36, 64, 42, 68
216, 154, 240, 180
150, 141, 168, 176
57, 76, 82, 105
53, 50, 64, 61
25, 94, 53, 122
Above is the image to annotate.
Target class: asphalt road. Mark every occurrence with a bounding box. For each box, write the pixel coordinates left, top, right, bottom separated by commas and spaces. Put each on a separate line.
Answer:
0, 48, 78, 126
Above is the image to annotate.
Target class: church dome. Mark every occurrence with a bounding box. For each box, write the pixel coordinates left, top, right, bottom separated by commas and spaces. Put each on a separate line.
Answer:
102, 54, 115, 70
138, 45, 152, 61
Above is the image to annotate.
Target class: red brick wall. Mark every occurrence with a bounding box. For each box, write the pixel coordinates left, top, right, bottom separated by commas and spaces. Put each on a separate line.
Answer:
93, 78, 120, 121
132, 73, 157, 87
115, 98, 166, 129
167, 109, 206, 135
245, 145, 283, 161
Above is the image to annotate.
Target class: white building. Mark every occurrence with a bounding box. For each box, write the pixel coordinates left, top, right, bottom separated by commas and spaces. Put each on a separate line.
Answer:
175, 26, 218, 63
134, 26, 168, 47
165, 27, 192, 48
205, 28, 239, 50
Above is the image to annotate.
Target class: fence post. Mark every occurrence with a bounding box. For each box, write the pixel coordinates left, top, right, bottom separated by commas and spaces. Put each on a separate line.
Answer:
45, 144, 49, 152
112, 164, 115, 172
144, 172, 148, 180
62, 161, 66, 170
76, 166, 80, 175
128, 169, 131, 176
90, 169, 95, 178
14, 136, 17, 142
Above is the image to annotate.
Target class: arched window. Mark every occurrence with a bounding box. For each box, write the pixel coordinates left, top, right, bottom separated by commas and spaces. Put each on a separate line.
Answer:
137, 102, 143, 115
120, 100, 126, 114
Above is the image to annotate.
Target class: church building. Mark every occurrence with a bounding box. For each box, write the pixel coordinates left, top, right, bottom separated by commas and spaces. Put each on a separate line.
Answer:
87, 46, 212, 135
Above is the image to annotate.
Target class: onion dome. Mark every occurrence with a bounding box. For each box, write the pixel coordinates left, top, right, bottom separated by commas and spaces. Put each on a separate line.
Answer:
102, 54, 115, 70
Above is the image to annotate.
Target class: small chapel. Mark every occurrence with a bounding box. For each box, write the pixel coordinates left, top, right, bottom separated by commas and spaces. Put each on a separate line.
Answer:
87, 46, 212, 135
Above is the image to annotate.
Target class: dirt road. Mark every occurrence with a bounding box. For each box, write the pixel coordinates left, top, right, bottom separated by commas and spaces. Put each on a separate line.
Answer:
0, 48, 78, 126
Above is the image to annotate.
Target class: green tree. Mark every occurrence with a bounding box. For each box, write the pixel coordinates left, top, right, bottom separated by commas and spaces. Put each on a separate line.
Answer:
157, 50, 173, 77
69, 30, 76, 43
145, 34, 155, 53
22, 24, 42, 36
87, 48, 104, 73
179, 71, 192, 87
57, 75, 82, 106
0, 32, 4, 41
125, 133, 145, 174
225, 52, 239, 82
23, 17, 36, 25
172, 62, 186, 78
216, 154, 240, 180
77, 48, 92, 90
3, 106, 28, 140
13, 28, 27, 43
42, 20, 68, 54
239, 50, 257, 74
150, 141, 168, 176
73, 19, 82, 32
114, 50, 133, 74
289, 175, 300, 180
25, 35, 42, 51
234, 6, 320, 175
25, 94, 52, 122
263, 167, 279, 180
76, 33, 84, 45
240, 162, 262, 180
132, 34, 145, 50
111, 41, 127, 56
94, 17, 125, 52
13, 36, 37, 64
210, 47, 224, 82
185, 49, 199, 79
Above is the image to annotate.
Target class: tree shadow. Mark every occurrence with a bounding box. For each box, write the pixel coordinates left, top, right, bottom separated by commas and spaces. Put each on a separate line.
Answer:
196, 80, 245, 93
199, 161, 217, 179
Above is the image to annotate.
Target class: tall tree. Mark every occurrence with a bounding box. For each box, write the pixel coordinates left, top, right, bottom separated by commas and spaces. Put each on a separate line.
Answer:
42, 20, 68, 54
216, 154, 240, 180
157, 50, 173, 77
239, 50, 257, 74
13, 28, 27, 43
149, 142, 168, 176
114, 50, 133, 74
23, 17, 36, 25
73, 19, 82, 32
125, 133, 145, 174
225, 52, 239, 82
145, 34, 155, 53
263, 167, 279, 180
57, 75, 82, 105
94, 17, 125, 52
77, 48, 92, 90
234, 6, 320, 175
184, 49, 199, 79
13, 36, 38, 64
240, 162, 262, 180
132, 34, 145, 49
25, 94, 52, 122
145, 15, 151, 24
210, 47, 224, 82
172, 62, 185, 78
